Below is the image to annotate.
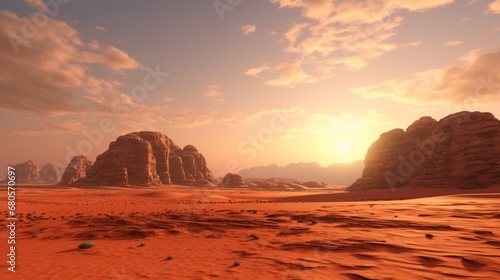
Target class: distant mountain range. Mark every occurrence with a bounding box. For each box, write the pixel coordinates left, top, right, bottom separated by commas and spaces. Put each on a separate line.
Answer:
238, 161, 364, 186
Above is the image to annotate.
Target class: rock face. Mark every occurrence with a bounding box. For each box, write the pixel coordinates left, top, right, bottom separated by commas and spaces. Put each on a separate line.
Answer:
348, 111, 500, 191
170, 145, 213, 184
71, 131, 213, 186
11, 160, 43, 184
2, 161, 62, 184
60, 156, 93, 185
40, 163, 60, 184
219, 173, 246, 188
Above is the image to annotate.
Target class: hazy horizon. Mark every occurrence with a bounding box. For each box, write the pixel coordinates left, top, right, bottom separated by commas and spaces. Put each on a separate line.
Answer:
1, 0, 499, 178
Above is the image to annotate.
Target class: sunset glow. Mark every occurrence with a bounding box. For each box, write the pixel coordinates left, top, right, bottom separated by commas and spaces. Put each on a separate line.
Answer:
0, 2, 499, 279
341, 143, 350, 152
0, 0, 499, 177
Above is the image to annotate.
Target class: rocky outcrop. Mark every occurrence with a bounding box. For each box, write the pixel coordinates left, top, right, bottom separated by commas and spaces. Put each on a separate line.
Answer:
169, 144, 213, 184
349, 111, 500, 191
1, 161, 62, 184
219, 173, 246, 188
302, 181, 328, 188
40, 163, 60, 184
60, 156, 93, 185
169, 156, 186, 184
238, 161, 364, 186
80, 132, 171, 185
72, 131, 213, 186
10, 160, 43, 184
242, 178, 329, 190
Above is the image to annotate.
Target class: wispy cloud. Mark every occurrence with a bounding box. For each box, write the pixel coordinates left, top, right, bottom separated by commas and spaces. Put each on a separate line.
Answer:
24, 0, 46, 10
95, 25, 106, 31
202, 84, 224, 101
487, 0, 500, 14
444, 40, 464, 47
246, 0, 455, 87
265, 62, 318, 87
352, 49, 500, 105
244, 65, 271, 76
6, 119, 89, 136
0, 10, 142, 116
241, 24, 256, 35
115, 106, 304, 131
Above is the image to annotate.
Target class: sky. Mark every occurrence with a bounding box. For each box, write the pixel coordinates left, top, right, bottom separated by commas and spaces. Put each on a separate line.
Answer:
0, 0, 499, 178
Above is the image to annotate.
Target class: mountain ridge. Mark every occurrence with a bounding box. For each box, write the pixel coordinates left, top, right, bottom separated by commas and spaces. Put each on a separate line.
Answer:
238, 161, 364, 186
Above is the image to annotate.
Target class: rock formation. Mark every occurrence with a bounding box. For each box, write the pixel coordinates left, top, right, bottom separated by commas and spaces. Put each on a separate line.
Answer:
219, 173, 246, 188
40, 163, 60, 184
1, 161, 63, 184
68, 131, 213, 186
10, 160, 43, 184
238, 161, 364, 186
170, 144, 213, 184
349, 111, 500, 191
60, 156, 93, 185
241, 178, 329, 190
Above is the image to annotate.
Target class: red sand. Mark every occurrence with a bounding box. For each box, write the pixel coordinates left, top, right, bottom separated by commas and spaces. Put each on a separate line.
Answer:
0, 184, 499, 279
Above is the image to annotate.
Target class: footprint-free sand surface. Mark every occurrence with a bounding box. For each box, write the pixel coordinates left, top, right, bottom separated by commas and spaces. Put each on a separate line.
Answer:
1, 185, 499, 279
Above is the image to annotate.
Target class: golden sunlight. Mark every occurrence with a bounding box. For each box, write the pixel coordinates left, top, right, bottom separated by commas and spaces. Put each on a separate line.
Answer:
341, 143, 350, 152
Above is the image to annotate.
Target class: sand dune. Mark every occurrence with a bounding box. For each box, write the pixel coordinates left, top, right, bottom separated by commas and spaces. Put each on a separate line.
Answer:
0, 185, 499, 279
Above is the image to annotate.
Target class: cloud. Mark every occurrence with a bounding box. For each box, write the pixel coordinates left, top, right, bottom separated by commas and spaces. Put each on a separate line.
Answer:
352, 49, 500, 105
0, 10, 142, 115
24, 0, 46, 10
270, 0, 334, 20
248, 0, 455, 87
82, 40, 142, 72
487, 0, 500, 14
244, 65, 271, 76
202, 84, 224, 101
265, 62, 318, 87
114, 105, 304, 131
444, 40, 464, 46
6, 119, 89, 136
163, 97, 173, 102
241, 24, 256, 35
245, 62, 317, 88
95, 25, 106, 31
398, 0, 455, 11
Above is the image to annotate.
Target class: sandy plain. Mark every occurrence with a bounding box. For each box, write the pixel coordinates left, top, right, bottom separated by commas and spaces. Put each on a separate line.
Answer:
0, 184, 499, 279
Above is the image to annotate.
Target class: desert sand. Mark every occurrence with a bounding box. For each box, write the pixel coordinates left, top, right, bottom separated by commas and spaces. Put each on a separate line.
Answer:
1, 185, 499, 279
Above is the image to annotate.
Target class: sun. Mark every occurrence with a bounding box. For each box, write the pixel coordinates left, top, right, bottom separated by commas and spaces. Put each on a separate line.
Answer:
340, 143, 349, 152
